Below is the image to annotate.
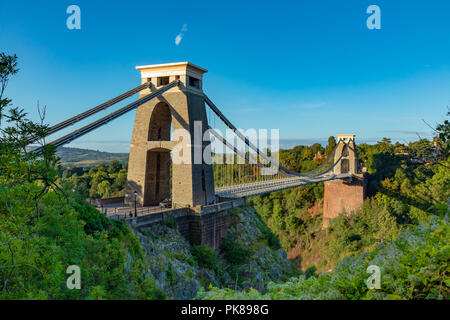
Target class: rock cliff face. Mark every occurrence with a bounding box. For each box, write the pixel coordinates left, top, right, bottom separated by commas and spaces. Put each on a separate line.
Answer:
134, 206, 299, 299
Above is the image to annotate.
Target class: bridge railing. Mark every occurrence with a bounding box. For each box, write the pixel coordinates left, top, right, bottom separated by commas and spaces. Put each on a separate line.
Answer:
102, 202, 191, 220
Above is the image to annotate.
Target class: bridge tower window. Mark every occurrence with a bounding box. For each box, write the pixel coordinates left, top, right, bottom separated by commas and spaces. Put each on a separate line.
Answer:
188, 76, 200, 89
157, 76, 170, 86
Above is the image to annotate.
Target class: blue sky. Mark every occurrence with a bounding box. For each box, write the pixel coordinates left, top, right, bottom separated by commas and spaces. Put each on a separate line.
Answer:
1, 0, 449, 152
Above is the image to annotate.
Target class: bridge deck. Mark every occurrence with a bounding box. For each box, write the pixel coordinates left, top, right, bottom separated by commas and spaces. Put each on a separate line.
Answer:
215, 173, 352, 198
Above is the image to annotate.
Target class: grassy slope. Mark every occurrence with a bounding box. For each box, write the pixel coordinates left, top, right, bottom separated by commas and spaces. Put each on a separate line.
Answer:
56, 147, 129, 168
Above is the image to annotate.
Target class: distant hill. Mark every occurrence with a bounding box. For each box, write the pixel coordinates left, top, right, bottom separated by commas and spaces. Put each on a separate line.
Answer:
56, 147, 129, 168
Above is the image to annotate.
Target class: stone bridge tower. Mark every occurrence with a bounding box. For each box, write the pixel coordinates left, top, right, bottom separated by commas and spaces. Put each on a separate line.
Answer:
323, 135, 367, 227
332, 135, 359, 175
125, 62, 215, 208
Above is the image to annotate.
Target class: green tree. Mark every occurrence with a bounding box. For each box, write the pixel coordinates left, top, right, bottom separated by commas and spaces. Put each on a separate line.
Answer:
97, 180, 112, 198
325, 136, 337, 156
108, 160, 122, 174
435, 109, 449, 157
0, 52, 18, 121
0, 53, 163, 299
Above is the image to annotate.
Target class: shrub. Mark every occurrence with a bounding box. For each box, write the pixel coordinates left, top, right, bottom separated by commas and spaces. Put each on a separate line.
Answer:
190, 245, 218, 269
304, 266, 317, 279
220, 237, 249, 265
166, 262, 175, 283
261, 226, 282, 250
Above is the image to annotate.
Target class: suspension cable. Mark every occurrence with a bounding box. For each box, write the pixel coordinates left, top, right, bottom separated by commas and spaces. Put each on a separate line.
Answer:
32, 80, 179, 154
204, 95, 301, 176
208, 127, 290, 177
27, 81, 151, 143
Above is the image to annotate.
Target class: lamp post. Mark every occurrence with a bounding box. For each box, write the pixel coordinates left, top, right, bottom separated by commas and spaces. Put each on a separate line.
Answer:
133, 191, 137, 217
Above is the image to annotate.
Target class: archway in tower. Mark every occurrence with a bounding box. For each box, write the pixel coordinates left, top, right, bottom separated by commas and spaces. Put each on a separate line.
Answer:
341, 159, 350, 174
143, 102, 173, 206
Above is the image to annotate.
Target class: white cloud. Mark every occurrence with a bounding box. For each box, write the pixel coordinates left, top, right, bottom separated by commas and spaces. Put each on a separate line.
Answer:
175, 24, 188, 46
175, 33, 183, 46
175, 34, 183, 45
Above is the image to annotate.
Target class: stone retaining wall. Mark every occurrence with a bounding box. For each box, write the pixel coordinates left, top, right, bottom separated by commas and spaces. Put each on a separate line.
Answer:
323, 174, 367, 228
128, 198, 246, 249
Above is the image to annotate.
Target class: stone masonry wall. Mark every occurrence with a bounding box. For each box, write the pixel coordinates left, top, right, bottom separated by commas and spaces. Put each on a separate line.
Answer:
323, 174, 367, 228
131, 202, 239, 250
175, 211, 230, 249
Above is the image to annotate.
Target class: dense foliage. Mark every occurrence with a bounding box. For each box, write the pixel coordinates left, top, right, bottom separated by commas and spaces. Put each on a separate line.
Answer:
220, 237, 250, 265
63, 161, 128, 199
198, 216, 449, 300
190, 245, 218, 270
249, 135, 449, 272
0, 54, 163, 299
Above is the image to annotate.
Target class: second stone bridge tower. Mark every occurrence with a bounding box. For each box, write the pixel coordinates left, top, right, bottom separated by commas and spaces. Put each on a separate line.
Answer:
323, 134, 367, 227
125, 62, 215, 208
